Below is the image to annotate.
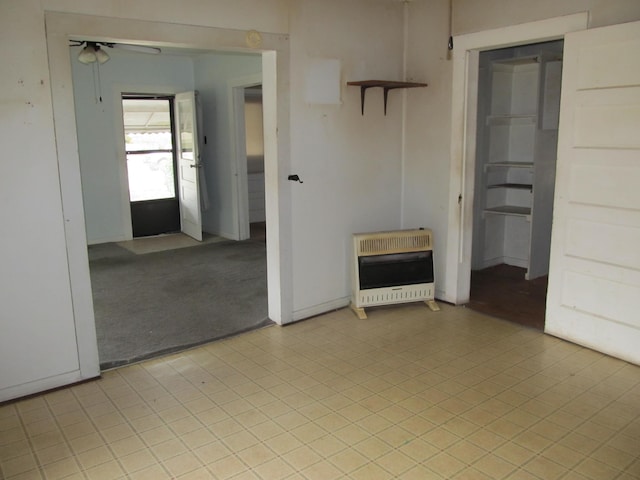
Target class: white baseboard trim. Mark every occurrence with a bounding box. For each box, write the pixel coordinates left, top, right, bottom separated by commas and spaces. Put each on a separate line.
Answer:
290, 296, 351, 323
0, 369, 99, 403
479, 256, 528, 270
88, 234, 129, 246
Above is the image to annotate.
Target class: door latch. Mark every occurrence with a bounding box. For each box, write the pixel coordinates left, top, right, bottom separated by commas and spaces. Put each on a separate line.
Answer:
288, 174, 303, 183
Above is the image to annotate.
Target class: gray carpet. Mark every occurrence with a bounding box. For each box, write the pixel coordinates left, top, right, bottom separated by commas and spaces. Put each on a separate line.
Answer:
88, 239, 271, 369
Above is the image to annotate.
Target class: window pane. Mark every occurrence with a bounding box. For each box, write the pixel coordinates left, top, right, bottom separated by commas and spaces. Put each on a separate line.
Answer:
177, 97, 195, 160
127, 152, 175, 201
125, 131, 173, 152
122, 98, 176, 202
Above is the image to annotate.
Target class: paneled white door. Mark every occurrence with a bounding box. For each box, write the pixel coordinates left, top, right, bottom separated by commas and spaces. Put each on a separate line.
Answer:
175, 91, 203, 241
546, 21, 640, 365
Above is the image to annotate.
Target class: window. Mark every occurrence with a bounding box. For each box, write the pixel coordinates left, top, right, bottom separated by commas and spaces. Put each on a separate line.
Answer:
122, 98, 176, 202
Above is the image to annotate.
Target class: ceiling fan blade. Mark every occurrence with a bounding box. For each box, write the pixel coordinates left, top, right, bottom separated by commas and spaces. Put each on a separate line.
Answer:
108, 43, 162, 54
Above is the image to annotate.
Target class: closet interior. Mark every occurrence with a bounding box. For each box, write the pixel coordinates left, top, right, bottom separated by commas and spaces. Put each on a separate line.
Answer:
469, 40, 564, 329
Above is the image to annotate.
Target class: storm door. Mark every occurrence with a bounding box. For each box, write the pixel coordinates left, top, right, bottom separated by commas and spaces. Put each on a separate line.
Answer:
122, 96, 180, 237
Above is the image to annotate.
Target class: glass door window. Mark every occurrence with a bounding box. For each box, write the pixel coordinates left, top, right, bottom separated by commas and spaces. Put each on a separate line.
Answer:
122, 98, 176, 201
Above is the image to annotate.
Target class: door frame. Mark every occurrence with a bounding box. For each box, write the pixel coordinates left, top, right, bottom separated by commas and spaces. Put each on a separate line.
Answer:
229, 74, 263, 241
443, 12, 588, 305
45, 12, 292, 382
120, 94, 180, 239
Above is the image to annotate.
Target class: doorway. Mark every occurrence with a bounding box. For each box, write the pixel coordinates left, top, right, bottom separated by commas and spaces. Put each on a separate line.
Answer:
244, 85, 266, 242
467, 40, 563, 329
122, 96, 181, 237
45, 12, 290, 389
444, 13, 587, 310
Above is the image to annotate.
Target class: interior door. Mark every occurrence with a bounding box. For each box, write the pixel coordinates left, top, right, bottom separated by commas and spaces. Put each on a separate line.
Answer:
175, 91, 203, 241
546, 21, 640, 364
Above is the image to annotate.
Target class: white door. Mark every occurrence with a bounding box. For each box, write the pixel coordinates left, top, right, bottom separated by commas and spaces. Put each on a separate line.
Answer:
175, 91, 203, 241
546, 21, 640, 365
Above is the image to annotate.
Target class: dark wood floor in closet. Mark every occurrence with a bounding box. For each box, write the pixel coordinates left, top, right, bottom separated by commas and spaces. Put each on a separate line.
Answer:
468, 264, 548, 331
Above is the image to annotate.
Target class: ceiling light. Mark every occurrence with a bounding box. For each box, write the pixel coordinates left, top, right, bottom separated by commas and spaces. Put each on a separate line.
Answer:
94, 47, 110, 64
77, 42, 110, 64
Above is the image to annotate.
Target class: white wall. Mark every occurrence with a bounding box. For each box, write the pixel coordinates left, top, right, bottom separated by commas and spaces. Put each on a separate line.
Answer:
288, 0, 406, 318
193, 53, 262, 238
402, 0, 453, 299
0, 0, 289, 401
71, 49, 195, 244
453, 0, 640, 34
44, 0, 289, 34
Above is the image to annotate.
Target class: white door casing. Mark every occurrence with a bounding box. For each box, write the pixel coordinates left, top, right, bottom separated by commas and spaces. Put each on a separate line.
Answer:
545, 20, 640, 365
230, 74, 263, 241
446, 13, 588, 305
175, 91, 203, 241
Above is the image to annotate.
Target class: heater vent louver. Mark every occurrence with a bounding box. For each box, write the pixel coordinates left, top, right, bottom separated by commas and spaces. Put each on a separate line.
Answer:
357, 230, 431, 256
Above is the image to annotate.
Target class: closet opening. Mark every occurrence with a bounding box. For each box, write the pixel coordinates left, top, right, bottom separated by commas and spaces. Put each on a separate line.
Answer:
467, 39, 563, 330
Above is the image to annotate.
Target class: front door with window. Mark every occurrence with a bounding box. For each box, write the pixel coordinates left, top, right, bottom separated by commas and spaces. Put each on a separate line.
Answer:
122, 96, 180, 237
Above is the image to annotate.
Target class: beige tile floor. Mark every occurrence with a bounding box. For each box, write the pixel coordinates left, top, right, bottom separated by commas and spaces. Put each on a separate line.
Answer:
1, 303, 639, 479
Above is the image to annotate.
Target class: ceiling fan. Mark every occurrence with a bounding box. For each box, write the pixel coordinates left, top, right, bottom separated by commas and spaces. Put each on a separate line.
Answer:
70, 40, 161, 64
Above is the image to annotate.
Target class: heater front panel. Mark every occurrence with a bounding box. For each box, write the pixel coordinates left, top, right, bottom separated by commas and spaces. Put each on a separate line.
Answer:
358, 251, 434, 290
355, 283, 434, 308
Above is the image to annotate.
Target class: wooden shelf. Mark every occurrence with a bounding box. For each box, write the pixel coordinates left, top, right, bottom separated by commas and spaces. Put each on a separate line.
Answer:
485, 162, 533, 170
486, 114, 537, 126
484, 205, 532, 219
487, 183, 533, 191
347, 80, 428, 115
493, 55, 540, 70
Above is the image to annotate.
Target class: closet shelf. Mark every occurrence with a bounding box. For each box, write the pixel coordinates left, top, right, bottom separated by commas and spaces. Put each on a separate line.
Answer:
486, 114, 537, 126
347, 80, 428, 115
487, 183, 533, 191
484, 162, 533, 170
484, 206, 532, 219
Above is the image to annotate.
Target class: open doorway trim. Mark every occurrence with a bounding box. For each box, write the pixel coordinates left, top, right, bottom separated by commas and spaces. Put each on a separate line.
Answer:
443, 12, 588, 306
45, 12, 292, 383
229, 74, 263, 241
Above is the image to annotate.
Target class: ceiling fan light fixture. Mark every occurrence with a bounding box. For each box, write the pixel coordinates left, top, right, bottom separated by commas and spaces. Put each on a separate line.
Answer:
77, 45, 97, 64
77, 42, 110, 64
95, 47, 110, 64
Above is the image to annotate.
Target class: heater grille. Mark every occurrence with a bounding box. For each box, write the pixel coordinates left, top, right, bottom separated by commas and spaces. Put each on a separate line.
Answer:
357, 284, 434, 307
357, 229, 431, 256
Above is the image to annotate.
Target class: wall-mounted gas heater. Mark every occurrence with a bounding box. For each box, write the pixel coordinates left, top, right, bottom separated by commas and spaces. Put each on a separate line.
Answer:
351, 229, 439, 319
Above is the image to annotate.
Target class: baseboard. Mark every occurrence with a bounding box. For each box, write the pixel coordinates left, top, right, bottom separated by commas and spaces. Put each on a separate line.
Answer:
503, 256, 528, 269
291, 296, 351, 323
435, 288, 448, 302
478, 256, 528, 270
0, 369, 98, 403
88, 234, 130, 246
